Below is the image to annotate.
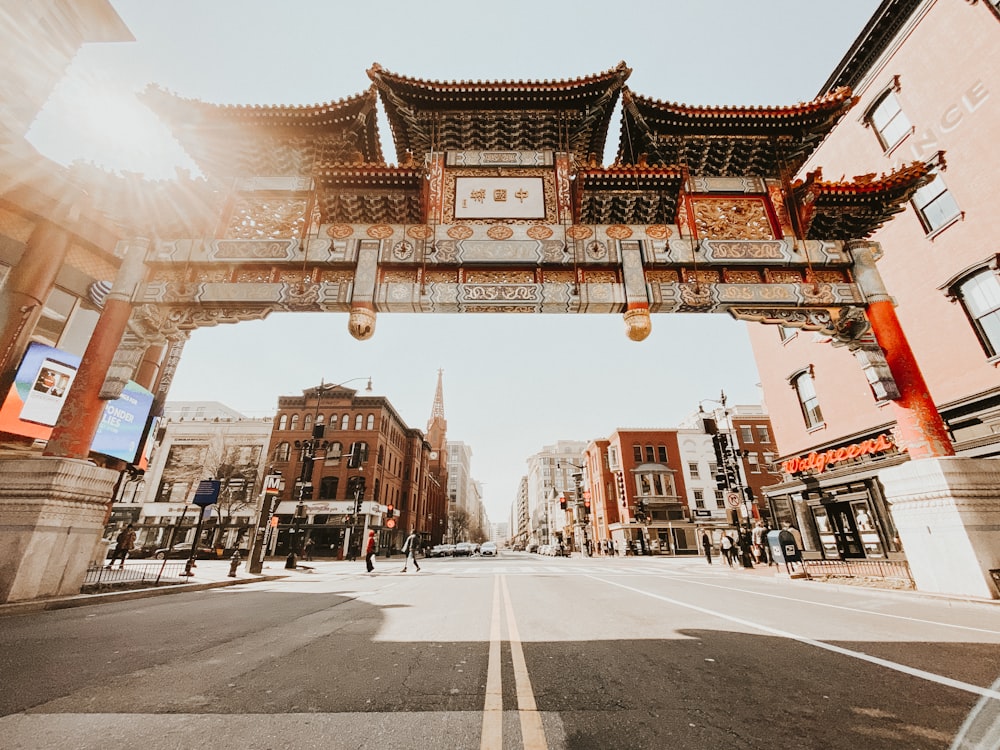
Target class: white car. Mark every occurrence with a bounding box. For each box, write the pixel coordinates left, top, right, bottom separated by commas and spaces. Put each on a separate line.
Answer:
480, 542, 498, 557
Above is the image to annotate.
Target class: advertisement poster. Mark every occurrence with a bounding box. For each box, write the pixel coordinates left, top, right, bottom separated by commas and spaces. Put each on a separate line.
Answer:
0, 342, 155, 461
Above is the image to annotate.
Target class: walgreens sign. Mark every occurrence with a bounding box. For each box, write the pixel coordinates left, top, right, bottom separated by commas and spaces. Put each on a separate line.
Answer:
781, 434, 899, 475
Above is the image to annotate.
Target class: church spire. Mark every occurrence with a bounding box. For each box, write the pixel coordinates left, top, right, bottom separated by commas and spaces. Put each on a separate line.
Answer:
430, 368, 445, 422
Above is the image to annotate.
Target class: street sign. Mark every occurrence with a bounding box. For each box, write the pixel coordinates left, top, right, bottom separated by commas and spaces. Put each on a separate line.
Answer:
725, 491, 741, 509
694, 509, 712, 517
193, 479, 221, 507
263, 473, 282, 496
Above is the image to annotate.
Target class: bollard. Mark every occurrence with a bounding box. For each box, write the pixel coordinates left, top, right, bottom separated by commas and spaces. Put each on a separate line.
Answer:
228, 551, 241, 578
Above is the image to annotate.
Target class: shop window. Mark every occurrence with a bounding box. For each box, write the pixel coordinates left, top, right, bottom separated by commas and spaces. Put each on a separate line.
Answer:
866, 88, 912, 151
912, 171, 960, 234
790, 369, 824, 429
949, 267, 1000, 358
273, 442, 290, 462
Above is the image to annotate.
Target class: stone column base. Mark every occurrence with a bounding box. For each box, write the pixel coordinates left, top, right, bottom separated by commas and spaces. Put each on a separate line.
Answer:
0, 457, 118, 603
882, 456, 1000, 599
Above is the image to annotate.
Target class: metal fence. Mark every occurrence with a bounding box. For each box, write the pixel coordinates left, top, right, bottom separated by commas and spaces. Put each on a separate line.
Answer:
803, 558, 914, 586
83, 560, 189, 591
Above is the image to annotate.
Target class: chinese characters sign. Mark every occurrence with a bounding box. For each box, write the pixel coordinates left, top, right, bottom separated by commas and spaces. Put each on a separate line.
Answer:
454, 177, 545, 219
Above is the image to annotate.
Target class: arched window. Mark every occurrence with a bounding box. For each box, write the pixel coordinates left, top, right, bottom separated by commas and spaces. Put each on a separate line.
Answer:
303, 414, 313, 432
341, 414, 349, 430
319, 476, 339, 499
290, 414, 300, 431
328, 441, 343, 462
354, 414, 363, 430
278, 414, 288, 430
315, 414, 325, 426
366, 414, 374, 430
273, 442, 290, 462
949, 266, 1000, 357
791, 369, 824, 429
327, 414, 336, 430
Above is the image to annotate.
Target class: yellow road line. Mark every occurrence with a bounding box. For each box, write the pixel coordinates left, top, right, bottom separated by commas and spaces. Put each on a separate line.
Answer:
501, 575, 547, 750
480, 576, 504, 750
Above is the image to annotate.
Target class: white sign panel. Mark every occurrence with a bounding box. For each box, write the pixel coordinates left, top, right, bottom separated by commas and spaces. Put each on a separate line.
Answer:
454, 177, 545, 219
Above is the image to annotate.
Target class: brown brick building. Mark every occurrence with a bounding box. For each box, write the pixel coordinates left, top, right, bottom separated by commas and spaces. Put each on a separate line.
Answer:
265, 382, 447, 558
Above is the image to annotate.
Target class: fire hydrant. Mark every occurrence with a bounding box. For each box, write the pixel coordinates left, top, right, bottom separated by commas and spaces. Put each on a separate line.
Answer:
228, 551, 241, 578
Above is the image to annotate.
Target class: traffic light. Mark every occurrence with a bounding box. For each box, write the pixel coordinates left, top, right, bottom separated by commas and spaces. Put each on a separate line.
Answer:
583, 491, 591, 516
387, 504, 394, 519
300, 482, 313, 500
347, 442, 363, 468
636, 498, 648, 521
616, 471, 627, 505
559, 495, 567, 510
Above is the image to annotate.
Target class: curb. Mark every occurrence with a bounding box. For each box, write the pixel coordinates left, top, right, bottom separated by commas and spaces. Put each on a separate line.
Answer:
0, 574, 285, 617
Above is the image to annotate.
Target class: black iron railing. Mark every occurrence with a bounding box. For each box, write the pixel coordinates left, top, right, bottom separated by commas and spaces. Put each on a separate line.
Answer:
83, 560, 189, 591
803, 558, 914, 586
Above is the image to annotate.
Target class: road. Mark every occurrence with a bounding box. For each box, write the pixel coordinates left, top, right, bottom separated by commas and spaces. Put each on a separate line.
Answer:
1, 552, 998, 749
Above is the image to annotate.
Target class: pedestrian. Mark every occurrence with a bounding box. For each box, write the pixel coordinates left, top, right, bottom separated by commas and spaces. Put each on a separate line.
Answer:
400, 528, 421, 572
107, 524, 136, 569
751, 521, 766, 564
303, 537, 315, 561
365, 530, 377, 573
701, 530, 713, 565
720, 532, 735, 567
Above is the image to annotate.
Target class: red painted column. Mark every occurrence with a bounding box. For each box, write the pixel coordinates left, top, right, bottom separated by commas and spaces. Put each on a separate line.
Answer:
850, 241, 954, 459
0, 220, 74, 400
44, 238, 150, 460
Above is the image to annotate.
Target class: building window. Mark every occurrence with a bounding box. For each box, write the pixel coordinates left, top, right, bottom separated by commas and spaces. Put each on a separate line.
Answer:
791, 369, 824, 429
354, 414, 363, 430
694, 490, 705, 509
273, 442, 290, 462
866, 89, 911, 151
319, 476, 339, 499
688, 462, 700, 479
278, 414, 288, 430
715, 491, 725, 509
633, 445, 642, 462
303, 414, 313, 432
328, 441, 342, 462
366, 414, 374, 430
778, 326, 797, 342
657, 445, 667, 462
341, 414, 349, 430
952, 268, 1000, 357
315, 414, 324, 426
645, 445, 655, 463
739, 425, 754, 444
912, 172, 960, 234
747, 453, 761, 473
756, 425, 771, 443
290, 414, 300, 431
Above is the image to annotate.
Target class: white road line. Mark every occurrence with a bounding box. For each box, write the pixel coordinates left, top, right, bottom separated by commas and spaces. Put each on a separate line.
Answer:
480, 578, 503, 750
654, 577, 1000, 636
588, 574, 1000, 701
501, 574, 548, 750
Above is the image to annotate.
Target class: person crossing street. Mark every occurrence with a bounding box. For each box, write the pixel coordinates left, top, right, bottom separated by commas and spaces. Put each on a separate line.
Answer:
400, 528, 421, 572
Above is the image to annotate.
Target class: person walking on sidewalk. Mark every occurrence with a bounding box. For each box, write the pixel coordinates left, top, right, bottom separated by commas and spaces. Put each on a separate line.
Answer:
400, 528, 421, 572
701, 530, 713, 565
365, 530, 377, 573
107, 524, 136, 569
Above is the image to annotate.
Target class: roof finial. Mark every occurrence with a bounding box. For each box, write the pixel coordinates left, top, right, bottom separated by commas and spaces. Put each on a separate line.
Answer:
430, 368, 445, 421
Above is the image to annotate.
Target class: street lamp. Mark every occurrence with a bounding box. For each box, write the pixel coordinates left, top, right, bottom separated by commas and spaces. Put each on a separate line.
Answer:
699, 391, 754, 568
286, 376, 372, 569
556, 459, 590, 556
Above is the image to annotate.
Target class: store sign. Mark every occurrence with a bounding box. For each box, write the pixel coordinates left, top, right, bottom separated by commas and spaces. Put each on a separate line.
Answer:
781, 433, 898, 475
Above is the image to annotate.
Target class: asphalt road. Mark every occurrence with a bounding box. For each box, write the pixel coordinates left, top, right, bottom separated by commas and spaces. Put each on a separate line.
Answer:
1, 553, 998, 750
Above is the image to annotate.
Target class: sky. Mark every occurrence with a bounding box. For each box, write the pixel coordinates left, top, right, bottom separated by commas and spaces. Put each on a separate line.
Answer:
28, 0, 882, 523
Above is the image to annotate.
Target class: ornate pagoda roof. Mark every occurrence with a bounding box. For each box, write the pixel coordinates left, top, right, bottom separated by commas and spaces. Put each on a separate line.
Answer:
575, 164, 686, 226
618, 87, 857, 177
311, 162, 424, 224
367, 61, 631, 165
140, 84, 385, 179
795, 161, 932, 239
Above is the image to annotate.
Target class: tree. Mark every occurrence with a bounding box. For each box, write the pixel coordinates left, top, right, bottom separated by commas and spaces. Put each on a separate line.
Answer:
448, 506, 471, 543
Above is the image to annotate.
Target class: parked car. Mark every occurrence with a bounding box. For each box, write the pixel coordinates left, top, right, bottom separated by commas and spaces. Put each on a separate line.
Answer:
453, 541, 474, 556
153, 542, 215, 560
429, 544, 455, 557
480, 541, 498, 557
526, 543, 539, 553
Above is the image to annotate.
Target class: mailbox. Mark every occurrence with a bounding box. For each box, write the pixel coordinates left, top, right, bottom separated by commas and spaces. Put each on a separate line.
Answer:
767, 529, 801, 564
